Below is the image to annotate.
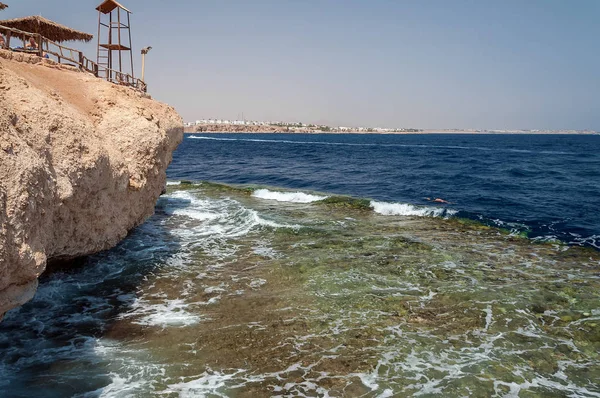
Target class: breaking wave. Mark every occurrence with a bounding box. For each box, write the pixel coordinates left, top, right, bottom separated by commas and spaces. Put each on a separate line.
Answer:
252, 188, 328, 203
371, 200, 458, 218
251, 188, 456, 218
166, 190, 290, 241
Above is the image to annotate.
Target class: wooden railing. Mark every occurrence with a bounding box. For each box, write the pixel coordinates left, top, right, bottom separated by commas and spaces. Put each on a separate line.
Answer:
0, 24, 147, 93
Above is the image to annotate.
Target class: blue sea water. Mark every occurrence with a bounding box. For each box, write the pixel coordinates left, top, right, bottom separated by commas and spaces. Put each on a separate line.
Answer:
1, 133, 600, 397
169, 133, 600, 249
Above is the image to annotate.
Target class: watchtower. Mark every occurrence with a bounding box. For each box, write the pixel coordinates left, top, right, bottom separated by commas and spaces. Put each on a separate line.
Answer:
96, 0, 134, 83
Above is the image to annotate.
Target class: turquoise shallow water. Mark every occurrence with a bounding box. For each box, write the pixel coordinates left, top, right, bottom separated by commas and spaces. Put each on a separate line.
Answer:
0, 181, 599, 397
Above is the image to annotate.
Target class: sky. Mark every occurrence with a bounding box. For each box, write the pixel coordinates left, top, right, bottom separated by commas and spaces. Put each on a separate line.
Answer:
2, 0, 600, 130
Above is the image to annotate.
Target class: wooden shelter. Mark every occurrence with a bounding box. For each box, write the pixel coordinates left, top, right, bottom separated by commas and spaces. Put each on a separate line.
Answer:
96, 0, 134, 82
0, 15, 93, 42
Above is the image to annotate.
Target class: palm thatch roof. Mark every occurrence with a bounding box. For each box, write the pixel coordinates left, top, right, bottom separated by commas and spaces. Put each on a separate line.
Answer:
0, 15, 93, 42
0, 3, 8, 11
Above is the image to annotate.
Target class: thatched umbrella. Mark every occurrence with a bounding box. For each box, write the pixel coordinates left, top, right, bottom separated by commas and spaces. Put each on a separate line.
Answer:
0, 3, 8, 11
0, 15, 93, 42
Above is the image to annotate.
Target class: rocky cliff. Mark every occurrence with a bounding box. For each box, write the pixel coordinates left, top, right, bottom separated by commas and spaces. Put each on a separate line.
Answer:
0, 50, 183, 319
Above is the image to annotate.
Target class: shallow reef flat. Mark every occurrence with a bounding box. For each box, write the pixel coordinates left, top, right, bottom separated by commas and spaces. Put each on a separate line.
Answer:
1, 182, 599, 397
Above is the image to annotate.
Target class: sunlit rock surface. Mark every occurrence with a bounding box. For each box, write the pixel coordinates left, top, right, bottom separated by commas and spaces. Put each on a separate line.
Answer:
0, 50, 183, 318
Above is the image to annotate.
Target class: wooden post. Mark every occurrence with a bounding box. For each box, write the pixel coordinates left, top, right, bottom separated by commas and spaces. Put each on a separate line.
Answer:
128, 12, 134, 78
78, 51, 84, 70
96, 9, 101, 68
94, 63, 99, 77
5, 31, 10, 49
108, 10, 112, 71
117, 7, 122, 74
37, 33, 43, 57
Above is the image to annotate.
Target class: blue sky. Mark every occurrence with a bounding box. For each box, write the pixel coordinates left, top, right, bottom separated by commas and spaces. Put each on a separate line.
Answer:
2, 0, 599, 130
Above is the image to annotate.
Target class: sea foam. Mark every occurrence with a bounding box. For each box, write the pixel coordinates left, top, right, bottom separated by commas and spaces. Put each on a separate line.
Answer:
252, 188, 456, 218
120, 297, 202, 328
371, 201, 457, 218
253, 189, 327, 203
166, 190, 290, 238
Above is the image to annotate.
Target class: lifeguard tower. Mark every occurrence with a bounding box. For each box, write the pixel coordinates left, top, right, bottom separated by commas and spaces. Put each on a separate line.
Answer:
96, 0, 134, 83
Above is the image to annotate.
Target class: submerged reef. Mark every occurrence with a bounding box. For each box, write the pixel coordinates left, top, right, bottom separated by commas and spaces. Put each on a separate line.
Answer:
0, 182, 598, 395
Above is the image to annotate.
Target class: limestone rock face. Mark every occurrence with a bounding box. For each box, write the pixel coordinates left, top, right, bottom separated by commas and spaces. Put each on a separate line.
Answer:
0, 51, 183, 319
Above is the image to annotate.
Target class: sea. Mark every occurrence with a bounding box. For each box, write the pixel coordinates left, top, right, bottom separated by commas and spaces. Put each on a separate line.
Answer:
0, 133, 599, 397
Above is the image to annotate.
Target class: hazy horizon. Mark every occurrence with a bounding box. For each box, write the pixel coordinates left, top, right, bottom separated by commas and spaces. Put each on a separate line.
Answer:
3, 0, 600, 130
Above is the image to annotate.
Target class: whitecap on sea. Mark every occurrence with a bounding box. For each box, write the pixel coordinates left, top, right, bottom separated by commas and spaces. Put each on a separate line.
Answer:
371, 200, 457, 218
252, 189, 328, 203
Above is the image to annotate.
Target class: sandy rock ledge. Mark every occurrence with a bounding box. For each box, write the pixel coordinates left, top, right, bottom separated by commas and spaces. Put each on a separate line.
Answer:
0, 50, 183, 319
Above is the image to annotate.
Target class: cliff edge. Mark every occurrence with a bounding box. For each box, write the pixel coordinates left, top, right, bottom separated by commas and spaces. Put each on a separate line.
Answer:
0, 51, 183, 319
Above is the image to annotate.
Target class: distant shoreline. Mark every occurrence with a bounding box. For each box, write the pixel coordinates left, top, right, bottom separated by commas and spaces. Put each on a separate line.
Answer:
184, 127, 598, 135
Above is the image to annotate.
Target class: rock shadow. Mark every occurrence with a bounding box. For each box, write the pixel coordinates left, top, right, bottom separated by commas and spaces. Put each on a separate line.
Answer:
0, 195, 191, 397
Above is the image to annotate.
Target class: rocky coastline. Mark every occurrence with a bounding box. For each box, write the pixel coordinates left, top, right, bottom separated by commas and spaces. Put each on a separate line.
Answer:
190, 124, 297, 133
186, 125, 598, 135
0, 50, 183, 319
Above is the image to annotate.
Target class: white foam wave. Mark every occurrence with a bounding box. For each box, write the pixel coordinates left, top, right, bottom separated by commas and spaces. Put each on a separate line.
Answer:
159, 190, 298, 262
253, 189, 328, 203
166, 181, 181, 186
93, 341, 166, 397
165, 369, 247, 398
98, 373, 149, 398
572, 234, 600, 250
120, 297, 201, 328
165, 190, 291, 240
371, 200, 457, 218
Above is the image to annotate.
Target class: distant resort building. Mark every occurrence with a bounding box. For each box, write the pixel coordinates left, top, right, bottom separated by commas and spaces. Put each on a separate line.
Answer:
186, 119, 271, 127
